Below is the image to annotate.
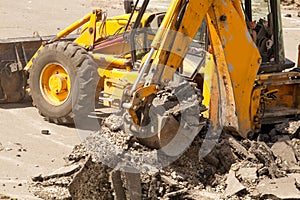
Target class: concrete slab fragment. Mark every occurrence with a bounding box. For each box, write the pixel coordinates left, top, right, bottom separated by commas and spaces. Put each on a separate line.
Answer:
237, 167, 257, 180
257, 177, 300, 199
271, 141, 297, 166
43, 164, 81, 180
225, 170, 245, 197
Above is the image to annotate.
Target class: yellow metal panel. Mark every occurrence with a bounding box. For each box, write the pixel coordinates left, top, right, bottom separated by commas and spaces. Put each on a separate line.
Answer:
250, 86, 263, 131
74, 10, 98, 48
98, 68, 138, 107
208, 0, 261, 137
201, 54, 215, 118
207, 15, 239, 132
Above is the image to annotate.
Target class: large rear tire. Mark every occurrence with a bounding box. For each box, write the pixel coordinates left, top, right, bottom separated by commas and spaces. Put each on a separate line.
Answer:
29, 41, 89, 124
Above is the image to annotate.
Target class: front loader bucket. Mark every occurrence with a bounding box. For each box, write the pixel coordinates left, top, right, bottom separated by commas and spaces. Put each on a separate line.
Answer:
0, 35, 77, 103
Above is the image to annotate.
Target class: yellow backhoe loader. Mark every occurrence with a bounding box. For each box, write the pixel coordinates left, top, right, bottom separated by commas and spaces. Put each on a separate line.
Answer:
0, 5, 163, 123
72, 0, 300, 148
0, 0, 300, 148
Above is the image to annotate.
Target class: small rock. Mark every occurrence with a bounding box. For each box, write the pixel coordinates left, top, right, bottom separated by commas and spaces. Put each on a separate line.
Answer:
171, 171, 177, 179
32, 174, 43, 182
257, 167, 268, 176
41, 130, 50, 135
18, 183, 22, 186
257, 134, 270, 142
35, 165, 39, 168
256, 177, 300, 199
225, 170, 246, 197
5, 147, 12, 152
161, 175, 178, 186
16, 154, 21, 157
298, 12, 300, 17
268, 128, 278, 137
0, 143, 3, 151
285, 13, 292, 17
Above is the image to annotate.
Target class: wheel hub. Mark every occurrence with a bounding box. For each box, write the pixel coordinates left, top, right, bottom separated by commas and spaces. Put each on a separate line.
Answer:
40, 63, 71, 106
49, 74, 67, 94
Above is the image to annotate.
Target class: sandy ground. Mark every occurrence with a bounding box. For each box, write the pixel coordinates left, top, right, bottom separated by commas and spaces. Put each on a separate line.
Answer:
0, 1, 124, 199
0, 1, 299, 199
0, 0, 124, 39
0, 102, 79, 200
281, 8, 300, 63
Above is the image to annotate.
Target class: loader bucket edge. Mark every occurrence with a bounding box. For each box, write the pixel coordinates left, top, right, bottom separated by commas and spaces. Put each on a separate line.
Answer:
0, 34, 78, 72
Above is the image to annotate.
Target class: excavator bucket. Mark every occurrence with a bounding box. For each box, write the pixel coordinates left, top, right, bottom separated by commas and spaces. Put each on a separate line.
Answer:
0, 35, 76, 103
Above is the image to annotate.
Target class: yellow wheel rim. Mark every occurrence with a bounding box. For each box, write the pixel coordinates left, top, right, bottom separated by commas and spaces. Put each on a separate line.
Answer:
40, 63, 71, 106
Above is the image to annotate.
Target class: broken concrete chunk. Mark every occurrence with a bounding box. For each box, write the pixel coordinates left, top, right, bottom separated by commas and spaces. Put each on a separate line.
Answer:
237, 167, 257, 181
111, 170, 126, 200
227, 136, 249, 159
125, 172, 142, 200
185, 190, 221, 200
249, 142, 276, 168
43, 164, 81, 180
271, 140, 297, 167
288, 173, 300, 186
225, 170, 245, 197
161, 175, 178, 186
275, 121, 300, 135
256, 177, 300, 199
291, 139, 300, 162
164, 188, 188, 198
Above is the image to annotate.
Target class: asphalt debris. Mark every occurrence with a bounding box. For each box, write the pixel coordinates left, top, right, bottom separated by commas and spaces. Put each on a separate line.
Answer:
29, 117, 300, 200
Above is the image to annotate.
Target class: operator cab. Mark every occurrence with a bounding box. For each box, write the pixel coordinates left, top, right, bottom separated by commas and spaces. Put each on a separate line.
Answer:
244, 0, 295, 73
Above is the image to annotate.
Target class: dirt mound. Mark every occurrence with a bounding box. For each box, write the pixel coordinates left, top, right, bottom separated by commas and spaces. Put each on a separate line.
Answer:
30, 116, 300, 199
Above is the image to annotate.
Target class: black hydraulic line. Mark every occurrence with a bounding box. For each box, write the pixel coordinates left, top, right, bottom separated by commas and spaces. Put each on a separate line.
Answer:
245, 0, 252, 22
124, 0, 140, 33
270, 0, 279, 64
175, 0, 189, 30
129, 0, 150, 64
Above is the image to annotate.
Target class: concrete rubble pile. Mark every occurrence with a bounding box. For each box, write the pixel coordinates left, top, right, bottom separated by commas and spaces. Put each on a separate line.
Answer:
30, 115, 300, 199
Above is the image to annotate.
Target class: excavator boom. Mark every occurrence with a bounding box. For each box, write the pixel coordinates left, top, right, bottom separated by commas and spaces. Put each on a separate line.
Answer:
126, 0, 261, 137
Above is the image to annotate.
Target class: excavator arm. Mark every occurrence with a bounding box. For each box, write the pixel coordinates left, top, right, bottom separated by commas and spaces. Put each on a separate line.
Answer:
124, 0, 261, 137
